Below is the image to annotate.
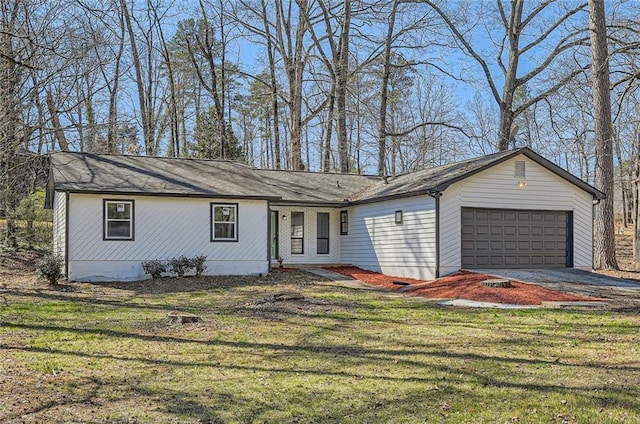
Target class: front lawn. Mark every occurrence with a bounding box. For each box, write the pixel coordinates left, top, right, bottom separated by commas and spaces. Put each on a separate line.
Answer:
0, 270, 638, 423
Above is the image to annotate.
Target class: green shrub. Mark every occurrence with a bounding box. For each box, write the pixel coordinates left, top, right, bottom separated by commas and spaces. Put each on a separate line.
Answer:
144, 255, 208, 278
36, 254, 64, 286
169, 255, 191, 277
191, 255, 207, 276
142, 260, 166, 279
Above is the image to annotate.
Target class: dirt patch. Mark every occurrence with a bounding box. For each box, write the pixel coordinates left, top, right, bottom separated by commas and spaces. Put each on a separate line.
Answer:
0, 250, 43, 288
325, 267, 604, 306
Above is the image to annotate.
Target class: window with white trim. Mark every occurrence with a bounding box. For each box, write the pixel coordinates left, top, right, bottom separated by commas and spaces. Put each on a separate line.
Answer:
104, 200, 134, 240
211, 203, 238, 241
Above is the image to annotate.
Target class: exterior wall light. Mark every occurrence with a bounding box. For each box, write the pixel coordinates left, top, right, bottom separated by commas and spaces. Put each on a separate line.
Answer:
518, 181, 527, 188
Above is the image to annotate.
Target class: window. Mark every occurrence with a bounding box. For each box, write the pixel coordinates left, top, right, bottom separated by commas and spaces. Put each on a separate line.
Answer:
317, 213, 329, 254
515, 161, 526, 178
291, 212, 304, 254
340, 210, 348, 235
211, 203, 238, 241
104, 200, 134, 240
395, 210, 403, 224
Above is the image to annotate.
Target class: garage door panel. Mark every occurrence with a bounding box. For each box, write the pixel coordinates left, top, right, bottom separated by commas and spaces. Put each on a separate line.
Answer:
504, 241, 517, 251
476, 225, 489, 235
518, 241, 530, 250
461, 208, 569, 269
503, 212, 517, 221
504, 226, 517, 235
476, 241, 489, 250
531, 256, 544, 266
504, 256, 518, 266
476, 210, 489, 221
518, 257, 531, 266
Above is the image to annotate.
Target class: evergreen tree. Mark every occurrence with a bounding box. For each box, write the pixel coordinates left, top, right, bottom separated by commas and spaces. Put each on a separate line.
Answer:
192, 106, 243, 161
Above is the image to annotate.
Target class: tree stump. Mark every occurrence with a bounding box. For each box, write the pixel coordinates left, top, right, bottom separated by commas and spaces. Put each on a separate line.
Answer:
259, 292, 304, 304
481, 279, 513, 288
167, 311, 201, 324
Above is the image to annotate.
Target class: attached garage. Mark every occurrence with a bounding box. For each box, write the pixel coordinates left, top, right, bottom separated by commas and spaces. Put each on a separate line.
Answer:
460, 207, 570, 269
437, 149, 604, 276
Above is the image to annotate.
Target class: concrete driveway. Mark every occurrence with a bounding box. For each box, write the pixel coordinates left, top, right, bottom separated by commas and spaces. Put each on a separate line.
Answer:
472, 268, 640, 309
474, 268, 640, 288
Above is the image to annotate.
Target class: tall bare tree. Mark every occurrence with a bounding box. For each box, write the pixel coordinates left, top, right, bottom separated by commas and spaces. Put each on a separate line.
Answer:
589, 0, 618, 269
419, 0, 589, 151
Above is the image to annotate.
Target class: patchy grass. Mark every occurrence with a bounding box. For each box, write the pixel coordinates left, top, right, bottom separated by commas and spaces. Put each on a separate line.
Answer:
0, 270, 639, 423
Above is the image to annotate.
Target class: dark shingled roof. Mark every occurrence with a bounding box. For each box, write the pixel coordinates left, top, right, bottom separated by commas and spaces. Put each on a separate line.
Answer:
49, 152, 278, 200
254, 169, 380, 205
48, 147, 604, 206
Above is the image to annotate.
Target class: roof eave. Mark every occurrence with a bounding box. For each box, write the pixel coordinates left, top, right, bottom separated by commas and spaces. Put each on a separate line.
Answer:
349, 188, 438, 205
54, 187, 281, 202
270, 199, 349, 207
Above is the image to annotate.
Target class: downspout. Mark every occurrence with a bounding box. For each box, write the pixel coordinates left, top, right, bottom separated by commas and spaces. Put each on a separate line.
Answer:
267, 202, 272, 273
65, 192, 70, 279
427, 190, 442, 278
592, 197, 601, 270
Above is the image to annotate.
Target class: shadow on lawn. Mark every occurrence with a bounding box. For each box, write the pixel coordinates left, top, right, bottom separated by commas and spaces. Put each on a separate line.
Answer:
89, 269, 320, 294
2, 335, 639, 418
1, 289, 196, 314
3, 321, 640, 375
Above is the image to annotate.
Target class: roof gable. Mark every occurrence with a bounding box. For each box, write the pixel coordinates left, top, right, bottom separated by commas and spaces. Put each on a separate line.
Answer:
349, 147, 604, 203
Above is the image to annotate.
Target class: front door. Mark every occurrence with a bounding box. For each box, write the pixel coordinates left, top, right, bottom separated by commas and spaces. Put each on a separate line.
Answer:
270, 210, 279, 259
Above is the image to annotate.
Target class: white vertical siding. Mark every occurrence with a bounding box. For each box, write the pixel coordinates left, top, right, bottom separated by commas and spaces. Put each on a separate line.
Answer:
270, 206, 341, 264
67, 194, 269, 281
439, 155, 594, 275
340, 196, 437, 280
52, 191, 66, 258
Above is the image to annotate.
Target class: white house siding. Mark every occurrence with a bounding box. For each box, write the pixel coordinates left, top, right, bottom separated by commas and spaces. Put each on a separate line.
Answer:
270, 206, 341, 265
439, 154, 594, 275
52, 191, 66, 258
67, 194, 269, 281
340, 196, 437, 280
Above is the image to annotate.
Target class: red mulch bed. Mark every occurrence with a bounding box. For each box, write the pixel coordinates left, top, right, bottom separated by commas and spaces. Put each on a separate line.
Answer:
324, 266, 603, 305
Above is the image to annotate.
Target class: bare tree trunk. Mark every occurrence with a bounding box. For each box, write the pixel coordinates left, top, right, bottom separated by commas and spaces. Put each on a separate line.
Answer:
377, 0, 398, 175
46, 91, 68, 151
633, 132, 640, 262
120, 0, 154, 155
323, 92, 335, 172
260, 0, 281, 169
589, 0, 618, 270
150, 0, 179, 157
336, 0, 350, 173
289, 0, 307, 170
